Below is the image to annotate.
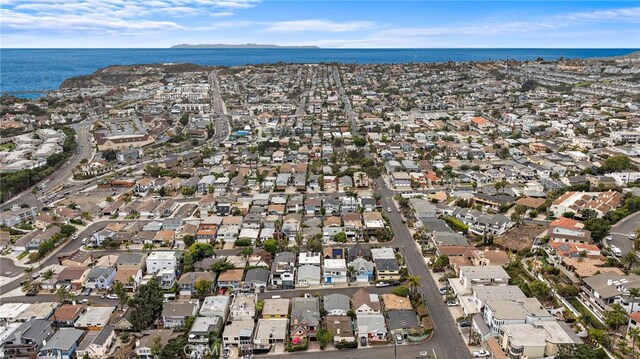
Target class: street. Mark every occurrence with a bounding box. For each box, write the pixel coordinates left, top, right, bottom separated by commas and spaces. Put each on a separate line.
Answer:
609, 211, 640, 254
374, 177, 472, 359
1, 118, 96, 210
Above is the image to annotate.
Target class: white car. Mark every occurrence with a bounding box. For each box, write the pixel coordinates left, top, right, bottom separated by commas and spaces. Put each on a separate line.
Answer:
387, 207, 392, 213
375, 282, 390, 287
105, 294, 118, 300
473, 350, 490, 358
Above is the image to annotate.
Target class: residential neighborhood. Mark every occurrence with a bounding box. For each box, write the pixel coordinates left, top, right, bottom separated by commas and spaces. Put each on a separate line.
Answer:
1, 53, 640, 359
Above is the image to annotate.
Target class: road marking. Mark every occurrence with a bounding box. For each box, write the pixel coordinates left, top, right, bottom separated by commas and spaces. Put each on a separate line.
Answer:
432, 349, 437, 359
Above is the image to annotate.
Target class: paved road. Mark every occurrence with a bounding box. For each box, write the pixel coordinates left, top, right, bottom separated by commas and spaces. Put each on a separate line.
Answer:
210, 71, 231, 142
266, 343, 439, 359
374, 177, 472, 359
610, 211, 640, 255
0, 258, 25, 277
2, 119, 96, 210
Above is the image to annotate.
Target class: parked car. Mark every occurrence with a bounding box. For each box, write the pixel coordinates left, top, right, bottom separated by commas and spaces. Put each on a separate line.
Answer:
389, 281, 401, 286
105, 294, 118, 300
457, 321, 470, 328
473, 350, 490, 358
606, 235, 612, 241
439, 287, 449, 295
395, 334, 403, 345
81, 288, 92, 296
375, 282, 390, 287
446, 300, 459, 307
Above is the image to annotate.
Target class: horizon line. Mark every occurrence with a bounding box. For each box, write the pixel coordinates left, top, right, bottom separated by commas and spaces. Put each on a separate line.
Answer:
2, 47, 640, 50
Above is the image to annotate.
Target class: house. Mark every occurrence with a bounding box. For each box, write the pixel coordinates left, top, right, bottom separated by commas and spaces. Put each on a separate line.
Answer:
146, 251, 178, 275
297, 264, 321, 287
37, 328, 84, 359
356, 314, 388, 345
484, 297, 553, 334
363, 211, 385, 233
222, 319, 254, 352
326, 316, 356, 345
550, 190, 624, 218
298, 252, 322, 266
323, 294, 351, 316
84, 267, 116, 290
178, 271, 216, 296
242, 268, 270, 293
188, 316, 222, 344
497, 321, 581, 359
108, 309, 134, 331
262, 298, 290, 319
230, 293, 257, 321
199, 296, 231, 320
581, 272, 640, 318
290, 297, 321, 341
464, 248, 511, 267
51, 304, 86, 327
162, 301, 199, 328
547, 217, 592, 244
76, 325, 116, 359
135, 329, 174, 359
217, 269, 244, 290
352, 288, 381, 314
0, 319, 53, 358
349, 257, 375, 283
271, 251, 296, 289
323, 258, 348, 284
75, 306, 116, 330
116, 253, 147, 270
454, 266, 511, 292
386, 309, 420, 337
58, 250, 93, 267
253, 318, 288, 350
114, 268, 143, 291
375, 258, 401, 281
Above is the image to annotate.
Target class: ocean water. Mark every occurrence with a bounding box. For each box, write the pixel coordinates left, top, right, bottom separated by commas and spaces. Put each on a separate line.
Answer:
1, 48, 637, 97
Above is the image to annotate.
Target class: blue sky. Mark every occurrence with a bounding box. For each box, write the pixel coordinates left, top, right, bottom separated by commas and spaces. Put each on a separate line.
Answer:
1, 1, 639, 48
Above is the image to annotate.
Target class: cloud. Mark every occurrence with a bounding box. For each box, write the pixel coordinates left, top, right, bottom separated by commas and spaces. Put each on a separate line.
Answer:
264, 19, 374, 33
1, 0, 258, 35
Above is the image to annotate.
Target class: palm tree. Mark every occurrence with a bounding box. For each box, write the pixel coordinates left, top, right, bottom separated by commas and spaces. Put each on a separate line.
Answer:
56, 286, 76, 303
210, 258, 235, 274
629, 288, 640, 313
42, 269, 55, 291
628, 327, 640, 358
620, 251, 640, 270
23, 266, 34, 277
406, 275, 423, 297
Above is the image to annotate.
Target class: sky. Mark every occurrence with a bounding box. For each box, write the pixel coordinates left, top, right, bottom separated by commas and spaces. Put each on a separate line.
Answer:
1, 0, 639, 48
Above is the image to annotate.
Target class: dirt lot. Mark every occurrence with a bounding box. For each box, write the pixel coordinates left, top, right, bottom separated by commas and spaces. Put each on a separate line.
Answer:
496, 224, 547, 252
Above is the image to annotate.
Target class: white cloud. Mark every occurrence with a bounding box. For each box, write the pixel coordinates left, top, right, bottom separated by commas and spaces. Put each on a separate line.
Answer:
264, 19, 373, 33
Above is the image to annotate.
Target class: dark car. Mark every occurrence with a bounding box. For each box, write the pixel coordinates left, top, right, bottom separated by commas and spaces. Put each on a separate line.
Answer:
389, 281, 402, 287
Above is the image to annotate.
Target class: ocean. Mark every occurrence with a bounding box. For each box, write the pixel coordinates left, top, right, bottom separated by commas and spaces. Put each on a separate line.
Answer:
1, 48, 637, 97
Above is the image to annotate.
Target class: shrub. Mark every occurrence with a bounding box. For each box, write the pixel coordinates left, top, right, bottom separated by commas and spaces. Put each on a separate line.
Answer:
234, 239, 252, 247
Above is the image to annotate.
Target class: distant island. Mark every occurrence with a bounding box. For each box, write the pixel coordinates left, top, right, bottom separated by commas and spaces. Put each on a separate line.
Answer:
171, 43, 320, 49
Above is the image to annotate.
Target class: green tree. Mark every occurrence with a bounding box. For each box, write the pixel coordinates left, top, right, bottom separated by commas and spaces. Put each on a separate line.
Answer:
179, 113, 189, 126
620, 251, 640, 270
113, 281, 129, 310
584, 218, 611, 242
317, 328, 333, 350
41, 268, 55, 290
604, 304, 627, 331
129, 277, 164, 331
406, 275, 422, 297
307, 236, 323, 253
188, 242, 215, 261
555, 344, 606, 359
210, 258, 235, 273
333, 232, 347, 243
56, 286, 77, 303
529, 280, 551, 301
182, 235, 195, 248
194, 278, 212, 298
263, 238, 278, 254
601, 155, 632, 173
392, 286, 410, 297
102, 149, 117, 162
